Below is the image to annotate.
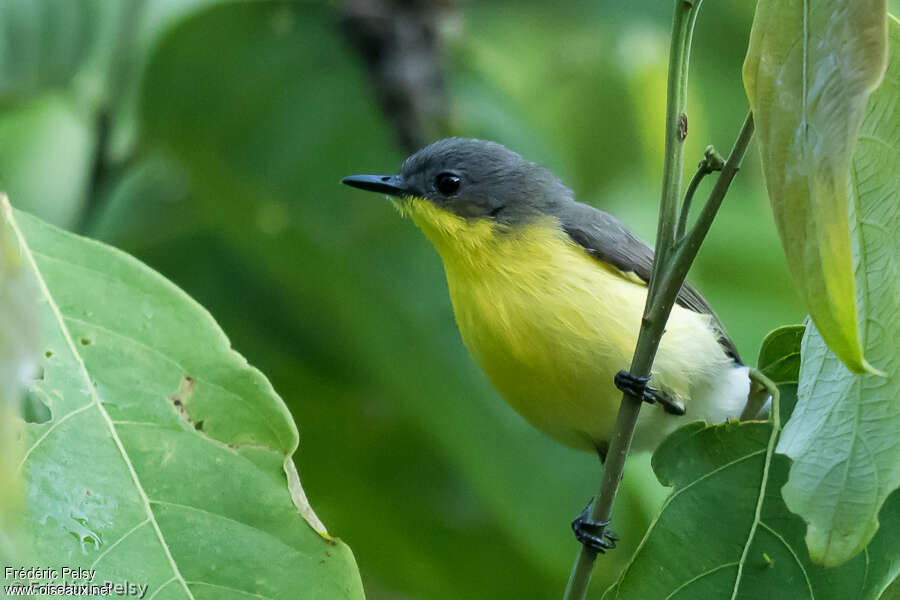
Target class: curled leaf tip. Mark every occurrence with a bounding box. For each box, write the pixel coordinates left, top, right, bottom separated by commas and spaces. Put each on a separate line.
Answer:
841, 352, 885, 376
861, 359, 887, 378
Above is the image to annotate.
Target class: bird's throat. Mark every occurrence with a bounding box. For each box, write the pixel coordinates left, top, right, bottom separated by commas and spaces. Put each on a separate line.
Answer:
403, 196, 564, 275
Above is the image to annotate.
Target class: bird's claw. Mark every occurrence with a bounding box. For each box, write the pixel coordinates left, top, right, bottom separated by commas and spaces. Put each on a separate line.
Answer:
614, 370, 650, 398
572, 502, 619, 553
614, 370, 685, 416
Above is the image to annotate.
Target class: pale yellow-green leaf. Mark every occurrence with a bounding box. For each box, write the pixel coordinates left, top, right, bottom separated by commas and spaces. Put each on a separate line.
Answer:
743, 0, 888, 374
777, 15, 900, 567
0, 194, 38, 565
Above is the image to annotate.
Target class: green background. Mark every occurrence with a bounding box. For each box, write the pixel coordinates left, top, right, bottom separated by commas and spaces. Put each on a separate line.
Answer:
7, 0, 892, 597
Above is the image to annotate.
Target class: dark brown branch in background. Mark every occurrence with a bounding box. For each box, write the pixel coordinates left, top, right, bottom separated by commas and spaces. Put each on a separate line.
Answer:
77, 111, 112, 235
339, 0, 455, 153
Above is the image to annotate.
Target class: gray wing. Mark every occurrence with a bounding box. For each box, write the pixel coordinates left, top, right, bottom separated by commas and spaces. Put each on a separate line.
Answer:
559, 202, 743, 364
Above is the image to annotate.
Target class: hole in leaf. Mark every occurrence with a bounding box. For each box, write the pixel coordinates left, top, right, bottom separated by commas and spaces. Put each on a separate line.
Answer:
22, 389, 51, 424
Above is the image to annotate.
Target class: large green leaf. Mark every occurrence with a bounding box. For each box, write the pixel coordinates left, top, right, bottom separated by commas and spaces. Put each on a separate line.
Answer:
0, 195, 38, 566
603, 328, 900, 599
742, 0, 888, 374
9, 206, 363, 599
604, 420, 900, 599
776, 15, 900, 567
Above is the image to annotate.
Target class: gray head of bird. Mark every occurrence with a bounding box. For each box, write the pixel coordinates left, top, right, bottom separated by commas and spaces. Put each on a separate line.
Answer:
342, 137, 576, 226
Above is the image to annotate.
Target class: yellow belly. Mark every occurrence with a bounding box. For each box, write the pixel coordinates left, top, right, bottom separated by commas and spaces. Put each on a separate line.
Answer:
459, 275, 636, 446
404, 198, 733, 453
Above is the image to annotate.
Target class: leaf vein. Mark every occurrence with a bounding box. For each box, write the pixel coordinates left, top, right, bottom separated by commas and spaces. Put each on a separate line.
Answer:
62, 314, 287, 452
758, 521, 815, 599
730, 394, 782, 599
11, 217, 197, 600
663, 562, 739, 600
149, 500, 312, 559
89, 518, 151, 569
669, 449, 767, 502
17, 402, 94, 471
185, 581, 277, 600
147, 577, 177, 600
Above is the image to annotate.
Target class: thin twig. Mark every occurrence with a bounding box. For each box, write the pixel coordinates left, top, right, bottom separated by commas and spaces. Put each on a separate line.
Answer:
563, 2, 703, 596
563, 110, 755, 599
676, 114, 755, 260
644, 1, 700, 308
561, 12, 757, 593
676, 146, 725, 241
660, 113, 755, 300
741, 367, 776, 421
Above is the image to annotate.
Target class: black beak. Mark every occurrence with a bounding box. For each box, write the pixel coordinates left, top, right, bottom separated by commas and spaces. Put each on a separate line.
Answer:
341, 174, 408, 197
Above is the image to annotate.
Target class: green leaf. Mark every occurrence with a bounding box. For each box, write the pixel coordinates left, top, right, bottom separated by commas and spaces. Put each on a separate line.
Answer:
0, 196, 38, 565
776, 15, 900, 567
757, 324, 806, 385
883, 576, 900, 600
742, 0, 888, 374
10, 206, 363, 599
604, 328, 899, 598
0, 93, 95, 229
603, 397, 900, 598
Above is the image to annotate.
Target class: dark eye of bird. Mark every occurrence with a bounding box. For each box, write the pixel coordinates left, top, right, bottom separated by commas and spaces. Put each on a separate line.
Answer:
435, 173, 461, 195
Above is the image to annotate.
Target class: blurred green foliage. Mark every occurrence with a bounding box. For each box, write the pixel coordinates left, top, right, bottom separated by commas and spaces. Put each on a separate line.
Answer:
10, 0, 895, 597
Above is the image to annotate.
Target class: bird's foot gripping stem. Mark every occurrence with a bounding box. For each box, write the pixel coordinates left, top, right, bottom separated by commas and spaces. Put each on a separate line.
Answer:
572, 501, 619, 553
614, 370, 685, 416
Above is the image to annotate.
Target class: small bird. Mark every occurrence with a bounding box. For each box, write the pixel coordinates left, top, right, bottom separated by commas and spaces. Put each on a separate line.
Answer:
343, 138, 749, 546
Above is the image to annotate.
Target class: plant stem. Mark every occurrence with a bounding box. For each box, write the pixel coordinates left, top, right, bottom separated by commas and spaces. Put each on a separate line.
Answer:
645, 0, 700, 307
741, 366, 776, 421
562, 2, 757, 593
563, 1, 701, 595
677, 166, 708, 242
563, 110, 755, 600
657, 113, 755, 305
676, 146, 725, 241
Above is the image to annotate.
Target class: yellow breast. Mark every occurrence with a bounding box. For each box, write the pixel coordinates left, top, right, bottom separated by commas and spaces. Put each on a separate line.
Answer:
402, 197, 731, 453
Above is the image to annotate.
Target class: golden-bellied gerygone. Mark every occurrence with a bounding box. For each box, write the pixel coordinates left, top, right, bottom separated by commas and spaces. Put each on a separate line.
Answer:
343, 138, 749, 543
